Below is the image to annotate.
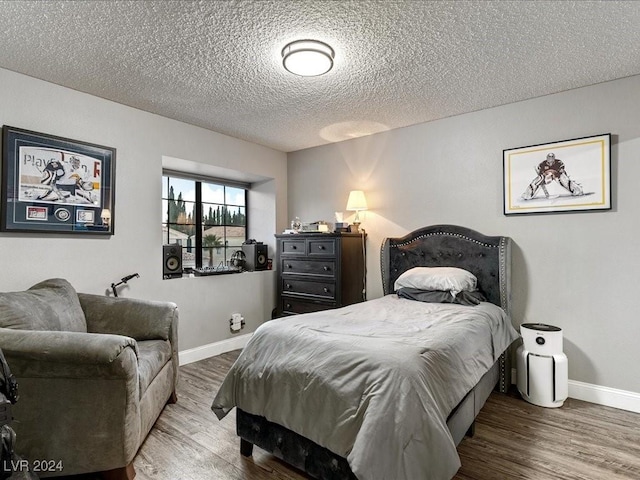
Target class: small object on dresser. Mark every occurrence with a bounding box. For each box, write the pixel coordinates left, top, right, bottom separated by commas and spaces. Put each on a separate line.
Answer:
334, 222, 349, 233
298, 221, 330, 233
310, 221, 330, 232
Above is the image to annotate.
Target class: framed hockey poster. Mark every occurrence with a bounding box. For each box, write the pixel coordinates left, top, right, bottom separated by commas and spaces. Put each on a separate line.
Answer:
503, 133, 611, 215
1, 126, 115, 234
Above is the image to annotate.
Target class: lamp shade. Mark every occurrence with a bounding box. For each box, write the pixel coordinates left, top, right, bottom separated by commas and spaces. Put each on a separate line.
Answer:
346, 190, 368, 211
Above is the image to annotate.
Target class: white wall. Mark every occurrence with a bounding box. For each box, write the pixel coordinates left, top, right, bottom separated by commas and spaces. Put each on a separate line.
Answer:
288, 74, 640, 396
0, 68, 287, 351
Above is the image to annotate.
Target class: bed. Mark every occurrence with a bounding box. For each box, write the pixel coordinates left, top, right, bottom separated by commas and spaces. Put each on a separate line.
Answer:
212, 224, 519, 480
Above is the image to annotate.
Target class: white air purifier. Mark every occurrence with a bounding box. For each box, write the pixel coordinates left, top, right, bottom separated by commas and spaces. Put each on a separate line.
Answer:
516, 323, 568, 408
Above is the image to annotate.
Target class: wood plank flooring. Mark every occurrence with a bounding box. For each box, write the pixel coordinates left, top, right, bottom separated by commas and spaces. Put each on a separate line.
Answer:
64, 350, 640, 480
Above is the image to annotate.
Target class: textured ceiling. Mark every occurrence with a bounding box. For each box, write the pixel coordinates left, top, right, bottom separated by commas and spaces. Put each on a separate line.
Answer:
0, 1, 639, 152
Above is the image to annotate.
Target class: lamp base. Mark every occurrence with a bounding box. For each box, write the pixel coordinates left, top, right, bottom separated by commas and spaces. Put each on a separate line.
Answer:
349, 223, 361, 233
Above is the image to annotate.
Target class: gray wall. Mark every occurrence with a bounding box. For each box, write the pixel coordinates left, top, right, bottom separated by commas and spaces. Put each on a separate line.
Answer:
288, 74, 640, 394
2, 64, 639, 395
0, 68, 287, 351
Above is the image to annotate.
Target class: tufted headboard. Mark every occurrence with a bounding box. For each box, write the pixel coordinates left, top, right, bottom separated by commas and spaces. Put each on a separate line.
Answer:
380, 225, 512, 315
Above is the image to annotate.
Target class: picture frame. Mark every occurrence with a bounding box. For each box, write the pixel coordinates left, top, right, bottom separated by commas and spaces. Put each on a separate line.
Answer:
1, 126, 115, 234
503, 133, 611, 215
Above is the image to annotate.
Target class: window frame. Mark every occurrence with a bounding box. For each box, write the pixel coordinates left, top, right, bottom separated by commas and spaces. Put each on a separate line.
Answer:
162, 172, 248, 272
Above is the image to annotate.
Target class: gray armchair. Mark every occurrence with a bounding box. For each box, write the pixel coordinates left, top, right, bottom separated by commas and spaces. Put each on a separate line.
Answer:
0, 278, 179, 479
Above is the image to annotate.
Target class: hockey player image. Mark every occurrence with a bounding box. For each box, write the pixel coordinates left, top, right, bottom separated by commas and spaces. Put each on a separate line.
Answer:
37, 155, 95, 204
521, 152, 584, 200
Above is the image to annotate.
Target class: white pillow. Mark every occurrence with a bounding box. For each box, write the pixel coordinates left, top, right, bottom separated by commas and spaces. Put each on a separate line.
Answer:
393, 267, 477, 296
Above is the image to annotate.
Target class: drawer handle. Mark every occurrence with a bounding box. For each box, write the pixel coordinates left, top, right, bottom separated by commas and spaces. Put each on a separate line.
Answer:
285, 283, 292, 289
318, 245, 325, 250
291, 245, 297, 250
286, 303, 291, 309
323, 266, 330, 271
323, 287, 329, 293
286, 264, 292, 269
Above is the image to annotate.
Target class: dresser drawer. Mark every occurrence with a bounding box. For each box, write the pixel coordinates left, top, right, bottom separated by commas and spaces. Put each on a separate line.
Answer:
282, 278, 336, 299
280, 239, 306, 255
280, 259, 336, 277
306, 239, 336, 256
281, 297, 334, 315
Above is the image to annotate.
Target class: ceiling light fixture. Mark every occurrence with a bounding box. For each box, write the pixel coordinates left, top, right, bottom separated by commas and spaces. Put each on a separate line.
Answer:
282, 39, 335, 77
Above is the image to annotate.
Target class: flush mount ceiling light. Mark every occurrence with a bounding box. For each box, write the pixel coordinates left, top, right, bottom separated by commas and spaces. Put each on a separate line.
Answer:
282, 39, 335, 77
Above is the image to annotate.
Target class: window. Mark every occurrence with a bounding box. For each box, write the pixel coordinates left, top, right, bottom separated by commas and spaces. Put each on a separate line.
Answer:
162, 174, 247, 271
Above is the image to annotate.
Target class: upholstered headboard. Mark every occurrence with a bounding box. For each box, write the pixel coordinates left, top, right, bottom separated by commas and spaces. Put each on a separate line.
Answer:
380, 224, 512, 315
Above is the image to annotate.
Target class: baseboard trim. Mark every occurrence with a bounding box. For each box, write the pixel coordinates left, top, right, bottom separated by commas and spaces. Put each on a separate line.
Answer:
178, 334, 252, 366
511, 368, 640, 413
568, 380, 640, 414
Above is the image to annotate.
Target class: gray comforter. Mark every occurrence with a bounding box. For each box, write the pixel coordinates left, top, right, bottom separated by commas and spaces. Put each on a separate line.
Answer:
212, 295, 519, 480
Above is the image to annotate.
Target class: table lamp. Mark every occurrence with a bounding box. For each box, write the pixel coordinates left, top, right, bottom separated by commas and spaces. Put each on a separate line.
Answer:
346, 190, 368, 232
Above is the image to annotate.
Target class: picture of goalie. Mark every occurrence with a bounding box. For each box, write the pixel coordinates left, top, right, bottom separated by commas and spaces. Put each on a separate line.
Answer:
521, 152, 584, 200
18, 147, 101, 206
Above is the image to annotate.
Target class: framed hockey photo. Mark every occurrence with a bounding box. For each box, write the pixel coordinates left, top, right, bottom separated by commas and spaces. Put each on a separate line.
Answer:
503, 133, 611, 215
1, 126, 115, 234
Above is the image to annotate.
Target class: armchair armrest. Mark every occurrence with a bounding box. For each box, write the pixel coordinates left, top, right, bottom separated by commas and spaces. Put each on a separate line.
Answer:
78, 293, 178, 342
0, 328, 138, 379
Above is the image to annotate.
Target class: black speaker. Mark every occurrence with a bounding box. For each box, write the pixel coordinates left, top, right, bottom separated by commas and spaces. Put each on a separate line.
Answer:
163, 244, 182, 278
242, 243, 268, 271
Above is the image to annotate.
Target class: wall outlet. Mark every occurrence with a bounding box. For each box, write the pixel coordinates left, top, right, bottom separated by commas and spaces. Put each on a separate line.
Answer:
230, 313, 245, 333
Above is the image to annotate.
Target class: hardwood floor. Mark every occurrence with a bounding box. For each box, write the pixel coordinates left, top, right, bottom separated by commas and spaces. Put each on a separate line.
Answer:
65, 350, 640, 480
455, 388, 640, 480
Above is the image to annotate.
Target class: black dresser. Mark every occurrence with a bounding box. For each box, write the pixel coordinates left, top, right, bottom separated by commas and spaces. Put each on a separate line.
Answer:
275, 233, 366, 316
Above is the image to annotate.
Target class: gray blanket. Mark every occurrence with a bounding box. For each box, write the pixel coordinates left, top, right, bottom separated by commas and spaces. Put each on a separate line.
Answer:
212, 295, 519, 480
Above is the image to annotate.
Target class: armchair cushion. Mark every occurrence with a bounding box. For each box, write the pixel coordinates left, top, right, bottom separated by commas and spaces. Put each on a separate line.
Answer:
0, 278, 86, 332
137, 339, 172, 398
